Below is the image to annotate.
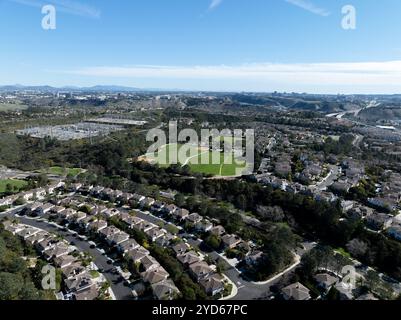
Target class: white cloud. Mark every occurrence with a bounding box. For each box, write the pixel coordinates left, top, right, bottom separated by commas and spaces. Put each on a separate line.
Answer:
285, 0, 330, 17
209, 0, 223, 10
8, 0, 100, 18
61, 61, 401, 93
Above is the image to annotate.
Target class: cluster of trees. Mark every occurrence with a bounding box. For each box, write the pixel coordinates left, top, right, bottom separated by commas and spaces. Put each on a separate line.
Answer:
0, 222, 55, 300
241, 225, 298, 281
313, 134, 355, 155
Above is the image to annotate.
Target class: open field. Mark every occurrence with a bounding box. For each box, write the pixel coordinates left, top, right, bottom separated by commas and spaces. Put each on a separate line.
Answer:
0, 103, 28, 111
139, 143, 249, 177
41, 166, 83, 176
0, 179, 28, 193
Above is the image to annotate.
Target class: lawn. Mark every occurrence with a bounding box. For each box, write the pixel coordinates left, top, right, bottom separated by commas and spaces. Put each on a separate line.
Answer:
90, 270, 100, 278
0, 179, 28, 193
44, 167, 82, 176
140, 143, 249, 177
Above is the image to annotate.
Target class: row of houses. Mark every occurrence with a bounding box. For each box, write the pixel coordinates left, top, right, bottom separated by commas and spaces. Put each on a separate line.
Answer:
69, 208, 182, 300
3, 221, 104, 300
171, 242, 226, 296
0, 180, 65, 207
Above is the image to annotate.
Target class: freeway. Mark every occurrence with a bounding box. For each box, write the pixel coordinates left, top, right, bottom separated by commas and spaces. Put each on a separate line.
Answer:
1, 207, 134, 300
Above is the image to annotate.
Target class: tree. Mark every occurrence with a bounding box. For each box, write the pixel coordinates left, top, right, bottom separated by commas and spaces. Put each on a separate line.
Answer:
364, 270, 380, 293
174, 193, 185, 207
204, 234, 221, 251
5, 183, 13, 194
346, 239, 368, 259
0, 272, 24, 300
256, 205, 285, 222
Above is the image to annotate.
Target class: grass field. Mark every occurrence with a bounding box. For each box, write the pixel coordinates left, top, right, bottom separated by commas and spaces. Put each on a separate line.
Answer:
42, 167, 82, 176
0, 179, 28, 193
0, 103, 28, 111
140, 143, 249, 177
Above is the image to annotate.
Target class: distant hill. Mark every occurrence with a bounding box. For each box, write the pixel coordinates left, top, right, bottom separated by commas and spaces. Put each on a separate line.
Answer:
0, 84, 143, 93
357, 105, 401, 121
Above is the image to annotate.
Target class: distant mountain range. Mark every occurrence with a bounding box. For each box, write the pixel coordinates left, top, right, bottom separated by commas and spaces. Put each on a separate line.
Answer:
0, 84, 156, 93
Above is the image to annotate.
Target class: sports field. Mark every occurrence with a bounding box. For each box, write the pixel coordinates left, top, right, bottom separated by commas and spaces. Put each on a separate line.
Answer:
139, 143, 250, 177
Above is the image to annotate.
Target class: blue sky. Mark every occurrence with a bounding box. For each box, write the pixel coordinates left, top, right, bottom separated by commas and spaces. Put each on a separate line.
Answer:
1, 0, 401, 93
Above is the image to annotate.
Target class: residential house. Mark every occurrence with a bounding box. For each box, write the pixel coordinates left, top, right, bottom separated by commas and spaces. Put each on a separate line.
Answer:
62, 262, 86, 279
334, 282, 354, 300
72, 285, 99, 301
3, 222, 25, 235
245, 250, 263, 266
64, 272, 96, 296
117, 238, 140, 253
195, 220, 213, 233
162, 204, 178, 215
79, 216, 95, 230
108, 231, 130, 246
281, 282, 311, 301
72, 211, 87, 223
90, 186, 104, 197
151, 279, 181, 300
145, 227, 167, 242
102, 208, 120, 219
186, 213, 202, 225
16, 227, 40, 240
387, 225, 401, 241
199, 274, 225, 296
366, 213, 393, 231
139, 255, 160, 272
314, 273, 339, 292
131, 193, 145, 204
172, 208, 189, 221
25, 231, 48, 245
43, 242, 70, 260
60, 208, 77, 220
126, 247, 150, 263
141, 266, 169, 284
20, 190, 34, 201
137, 221, 157, 233
177, 251, 201, 267
221, 234, 242, 249
189, 261, 214, 281
126, 216, 145, 229
119, 192, 134, 203
88, 220, 107, 232
368, 197, 398, 212
36, 236, 58, 253
54, 255, 76, 269
210, 225, 226, 237
172, 242, 189, 255
50, 206, 65, 215
150, 201, 165, 213
40, 203, 55, 214
140, 197, 155, 209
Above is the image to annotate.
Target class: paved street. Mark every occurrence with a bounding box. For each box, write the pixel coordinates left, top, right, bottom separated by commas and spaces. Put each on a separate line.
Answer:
2, 208, 134, 300
127, 207, 316, 300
